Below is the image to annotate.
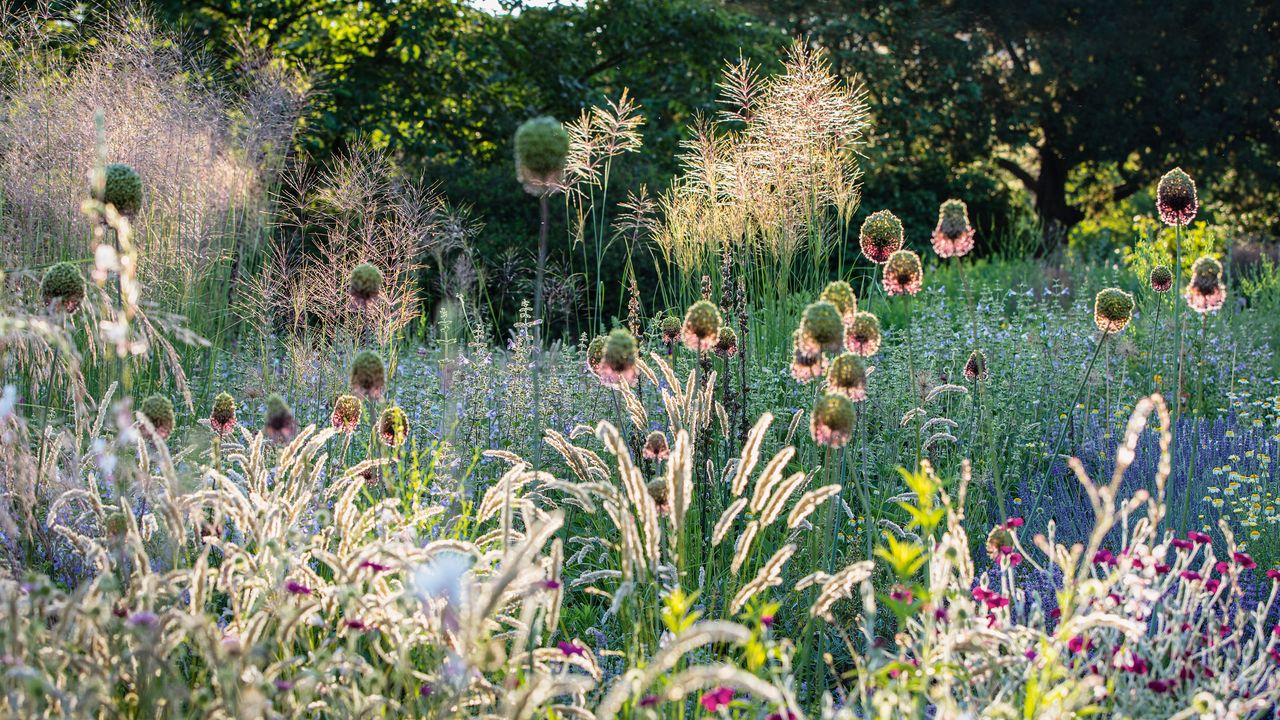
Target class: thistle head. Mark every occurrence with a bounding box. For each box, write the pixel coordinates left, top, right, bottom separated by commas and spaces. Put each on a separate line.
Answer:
931, 198, 975, 258
810, 393, 855, 448
377, 406, 409, 448
681, 300, 722, 353
963, 349, 989, 382
1149, 265, 1173, 293
1156, 167, 1198, 227
139, 394, 175, 439
790, 330, 827, 383
883, 250, 924, 296
845, 312, 882, 356
1186, 256, 1226, 314
586, 335, 607, 374
348, 262, 383, 309
331, 394, 363, 435
1093, 288, 1135, 333
801, 301, 844, 354
826, 353, 868, 401
40, 262, 85, 313
859, 210, 904, 264
643, 430, 670, 461
598, 328, 639, 387
350, 350, 386, 400
819, 280, 858, 325
210, 392, 237, 435
714, 326, 738, 358
515, 116, 570, 195
263, 394, 297, 444
98, 162, 143, 216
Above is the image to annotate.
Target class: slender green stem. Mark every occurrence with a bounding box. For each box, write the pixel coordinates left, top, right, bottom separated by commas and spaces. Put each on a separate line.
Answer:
1030, 331, 1110, 515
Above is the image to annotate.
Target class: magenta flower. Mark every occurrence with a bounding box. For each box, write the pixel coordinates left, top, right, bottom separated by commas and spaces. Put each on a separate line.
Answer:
1233, 552, 1257, 569
558, 641, 586, 658
761, 615, 775, 629
542, 579, 562, 590
1179, 571, 1202, 581
1189, 531, 1211, 544
1267, 569, 1280, 581
359, 560, 392, 572
1147, 679, 1173, 694
285, 580, 313, 595
1205, 579, 1221, 593
639, 695, 660, 708
1171, 538, 1194, 551
1005, 517, 1024, 528
699, 687, 735, 713
1068, 636, 1085, 654
345, 619, 371, 631
419, 684, 433, 697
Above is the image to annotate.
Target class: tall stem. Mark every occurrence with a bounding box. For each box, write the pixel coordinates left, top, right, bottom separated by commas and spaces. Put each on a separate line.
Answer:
1030, 331, 1110, 515
532, 193, 549, 470
1173, 223, 1185, 420
1179, 315, 1209, 533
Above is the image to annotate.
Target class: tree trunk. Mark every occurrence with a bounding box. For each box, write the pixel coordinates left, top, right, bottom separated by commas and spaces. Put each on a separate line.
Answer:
1033, 149, 1084, 246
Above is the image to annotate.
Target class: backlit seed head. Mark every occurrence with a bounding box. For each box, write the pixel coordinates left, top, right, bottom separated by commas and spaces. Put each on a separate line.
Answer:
810, 393, 855, 448
515, 116, 569, 195
264, 394, 297, 443
1186, 256, 1226, 314
931, 199, 975, 258
646, 478, 670, 515
1149, 265, 1173, 293
350, 350, 387, 399
883, 250, 924, 296
140, 394, 175, 439
801, 301, 844, 354
331, 394, 363, 434
598, 328, 639, 387
660, 316, 682, 346
98, 162, 143, 216
964, 349, 989, 382
826, 353, 868, 401
348, 262, 383, 309
845, 312, 882, 356
1094, 288, 1135, 333
643, 431, 670, 461
714, 326, 738, 358
40, 261, 85, 313
210, 392, 237, 435
378, 406, 409, 448
859, 210, 904, 264
1156, 167, 1198, 227
681, 300, 722, 352
791, 330, 827, 383
586, 335, 607, 374
819, 281, 858, 325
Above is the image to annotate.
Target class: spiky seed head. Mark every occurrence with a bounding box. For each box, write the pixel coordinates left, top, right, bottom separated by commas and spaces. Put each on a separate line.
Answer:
349, 262, 383, 309
681, 300, 722, 352
1149, 265, 1173, 293
350, 350, 386, 399
845, 312, 882, 356
210, 392, 237, 435
859, 210, 904, 264
660, 315, 682, 345
791, 329, 827, 383
515, 116, 570, 195
40, 262, 85, 312
932, 199, 975, 258
98, 163, 143, 216
264, 394, 297, 443
599, 328, 639, 387
810, 393, 856, 448
643, 430, 670, 461
801, 302, 844, 354
819, 280, 858, 325
1156, 167, 1198, 227
826, 353, 868, 401
1093, 288, 1135, 333
378, 406, 409, 448
646, 478, 670, 515
883, 250, 924, 296
140, 394, 175, 439
714, 326, 738, 358
963, 349, 989, 382
1186, 256, 1226, 314
331, 394, 363, 434
586, 335, 607, 374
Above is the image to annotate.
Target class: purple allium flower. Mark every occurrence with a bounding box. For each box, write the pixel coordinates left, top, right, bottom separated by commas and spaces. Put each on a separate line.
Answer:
1156, 167, 1197, 226
859, 210, 904, 264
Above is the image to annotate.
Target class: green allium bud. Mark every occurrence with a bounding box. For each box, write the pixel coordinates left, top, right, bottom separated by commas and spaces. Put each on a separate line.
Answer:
210, 392, 237, 435
586, 335, 607, 374
350, 350, 386, 400
40, 261, 85, 313
819, 280, 858, 325
515, 116, 570, 194
826, 353, 867, 401
1149, 265, 1173, 293
810, 393, 855, 448
660, 315, 682, 346
859, 210, 904, 264
378, 406, 409, 448
100, 163, 143, 216
140, 394, 175, 439
600, 328, 638, 387
801, 302, 844, 354
1094, 288, 1135, 333
682, 300, 722, 353
714, 326, 738, 358
264, 394, 297, 443
845, 312, 882, 356
646, 477, 670, 514
349, 262, 383, 309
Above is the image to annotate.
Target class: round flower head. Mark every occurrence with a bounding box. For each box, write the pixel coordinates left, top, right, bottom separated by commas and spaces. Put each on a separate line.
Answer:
963, 349, 989, 382
1093, 288, 1135, 333
210, 392, 237, 436
659, 316, 681, 348
515, 116, 570, 195
826, 353, 868, 401
350, 350, 386, 400
586, 335, 607, 375
140, 394, 175, 439
801, 301, 844, 354
985, 524, 1015, 560
98, 162, 143, 216
681, 300, 722, 353
598, 328, 638, 387
819, 280, 858, 326
40, 261, 85, 313
931, 199, 975, 258
714, 326, 738, 358
810, 393, 855, 448
646, 478, 670, 516
1156, 167, 1197, 227
378, 406, 409, 448
883, 250, 924, 296
859, 210, 904, 264
1186, 256, 1226, 314
791, 330, 827, 383
845, 312, 882, 356
331, 394, 363, 434
1149, 265, 1173, 293
643, 430, 670, 461
263, 394, 297, 444
348, 262, 383, 309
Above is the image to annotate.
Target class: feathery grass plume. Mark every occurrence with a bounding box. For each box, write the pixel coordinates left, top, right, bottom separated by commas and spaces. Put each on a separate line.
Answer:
713, 326, 738, 358
40, 262, 85, 313
659, 315, 681, 352
801, 301, 844, 354
1093, 288, 1136, 333
883, 249, 924, 296
263, 394, 297, 443
819, 280, 858, 326
1149, 265, 1174, 293
330, 394, 362, 434
845, 311, 882, 356
139, 394, 175, 439
598, 328, 639, 387
515, 116, 570, 195
859, 209, 904, 264
810, 393, 855, 448
785, 484, 841, 529
826, 352, 868, 401
349, 349, 386, 399
713, 498, 749, 546
730, 543, 796, 613
96, 162, 143, 216
1186, 255, 1227, 314
209, 391, 236, 435
681, 300, 721, 352
586, 335, 607, 375
931, 198, 976, 258
377, 406, 409, 448
963, 349, 989, 382
1156, 167, 1198, 226
810, 559, 874, 621
348, 262, 383, 310
642, 430, 670, 461
790, 329, 827, 382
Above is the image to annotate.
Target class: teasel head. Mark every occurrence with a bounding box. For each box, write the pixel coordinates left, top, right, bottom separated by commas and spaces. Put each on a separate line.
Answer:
810, 393, 856, 449
348, 262, 383, 310
350, 350, 387, 400
819, 280, 858, 326
963, 349, 989, 382
883, 249, 924, 296
714, 326, 738, 358
1093, 288, 1135, 333
845, 312, 882, 356
1156, 167, 1197, 227
598, 328, 639, 387
1185, 256, 1226, 314
378, 406, 409, 448
826, 353, 868, 401
643, 430, 670, 461
40, 261, 86, 313
331, 394, 363, 435
514, 116, 569, 195
263, 394, 297, 444
931, 199, 975, 258
210, 392, 237, 436
1149, 265, 1174, 293
859, 210, 904, 264
586, 335, 607, 375
139, 394, 175, 440
790, 329, 827, 383
96, 162, 143, 217
801, 301, 844, 354
646, 478, 670, 516
681, 300, 722, 353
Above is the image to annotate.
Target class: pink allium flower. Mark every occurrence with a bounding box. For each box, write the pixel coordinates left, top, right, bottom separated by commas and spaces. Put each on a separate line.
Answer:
699, 687, 735, 713
642, 431, 670, 461
882, 250, 923, 296
931, 199, 976, 258
859, 210, 904, 264
844, 312, 882, 356
1156, 168, 1197, 227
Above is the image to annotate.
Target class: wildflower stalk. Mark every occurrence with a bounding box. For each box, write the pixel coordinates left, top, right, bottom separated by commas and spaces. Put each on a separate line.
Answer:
904, 295, 921, 468
1179, 314, 1209, 533
1173, 222, 1185, 419
1032, 330, 1111, 514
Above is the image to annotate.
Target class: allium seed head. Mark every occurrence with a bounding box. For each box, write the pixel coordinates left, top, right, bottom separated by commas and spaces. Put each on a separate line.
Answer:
264, 394, 297, 443
963, 349, 989, 382
859, 210, 904, 264
348, 262, 383, 309
819, 280, 858, 326
598, 328, 639, 387
643, 430, 670, 461
210, 392, 237, 435
98, 163, 143, 216
883, 250, 924, 296
646, 478, 670, 515
378, 406, 409, 448
139, 395, 175, 439
931, 199, 975, 258
40, 261, 85, 313
1149, 265, 1174, 293
515, 116, 570, 195
350, 350, 386, 400
331, 394, 363, 434
1094, 288, 1135, 333
659, 316, 681, 346
801, 301, 844, 354
681, 300, 722, 352
810, 393, 855, 448
845, 312, 882, 356
586, 335, 607, 375
826, 353, 868, 401
790, 330, 827, 383
1156, 167, 1198, 227
714, 326, 738, 358
1186, 256, 1226, 314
